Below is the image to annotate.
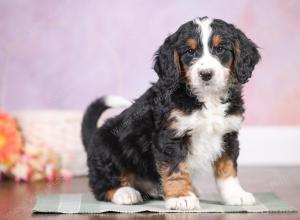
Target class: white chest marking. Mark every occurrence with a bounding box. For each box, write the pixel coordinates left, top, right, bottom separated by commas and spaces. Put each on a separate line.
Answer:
172, 97, 242, 174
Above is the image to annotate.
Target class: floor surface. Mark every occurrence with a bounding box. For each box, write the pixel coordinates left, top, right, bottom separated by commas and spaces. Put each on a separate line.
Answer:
0, 167, 299, 220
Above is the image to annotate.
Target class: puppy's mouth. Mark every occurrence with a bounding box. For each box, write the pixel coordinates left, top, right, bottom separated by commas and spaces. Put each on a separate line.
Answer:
201, 80, 212, 87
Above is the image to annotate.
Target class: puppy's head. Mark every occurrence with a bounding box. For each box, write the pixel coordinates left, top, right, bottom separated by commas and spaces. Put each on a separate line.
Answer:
154, 17, 261, 96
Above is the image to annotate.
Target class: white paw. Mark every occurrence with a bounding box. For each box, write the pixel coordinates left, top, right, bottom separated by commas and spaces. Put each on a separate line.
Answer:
112, 187, 143, 205
217, 177, 256, 205
222, 190, 256, 205
165, 192, 200, 210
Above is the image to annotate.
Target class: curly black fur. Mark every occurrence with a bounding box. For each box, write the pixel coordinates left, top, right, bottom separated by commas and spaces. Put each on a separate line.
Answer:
81, 17, 260, 201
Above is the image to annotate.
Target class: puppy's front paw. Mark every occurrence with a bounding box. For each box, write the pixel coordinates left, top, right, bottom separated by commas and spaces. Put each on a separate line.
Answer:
165, 192, 200, 210
217, 177, 256, 205
112, 187, 143, 205
222, 190, 256, 205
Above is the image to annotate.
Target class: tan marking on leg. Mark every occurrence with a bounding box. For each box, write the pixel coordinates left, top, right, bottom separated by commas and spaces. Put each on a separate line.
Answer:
158, 161, 192, 198
104, 173, 131, 201
214, 153, 237, 179
105, 188, 117, 201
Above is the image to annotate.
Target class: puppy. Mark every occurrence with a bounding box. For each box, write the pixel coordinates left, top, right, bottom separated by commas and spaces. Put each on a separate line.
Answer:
81, 16, 260, 210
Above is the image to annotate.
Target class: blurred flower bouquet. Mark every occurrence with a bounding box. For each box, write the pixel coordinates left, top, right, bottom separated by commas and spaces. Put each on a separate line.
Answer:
0, 111, 71, 182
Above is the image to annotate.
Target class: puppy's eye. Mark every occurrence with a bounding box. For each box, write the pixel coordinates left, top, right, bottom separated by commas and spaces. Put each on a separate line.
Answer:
186, 48, 195, 55
215, 46, 225, 54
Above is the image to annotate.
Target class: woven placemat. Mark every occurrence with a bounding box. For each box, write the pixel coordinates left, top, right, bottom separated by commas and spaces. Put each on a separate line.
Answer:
32, 192, 297, 213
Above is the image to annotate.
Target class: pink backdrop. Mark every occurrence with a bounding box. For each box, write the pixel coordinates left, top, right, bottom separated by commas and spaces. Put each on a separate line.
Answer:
1, 0, 300, 125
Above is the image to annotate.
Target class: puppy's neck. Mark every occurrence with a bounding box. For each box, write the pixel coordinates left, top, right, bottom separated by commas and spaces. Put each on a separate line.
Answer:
195, 86, 230, 107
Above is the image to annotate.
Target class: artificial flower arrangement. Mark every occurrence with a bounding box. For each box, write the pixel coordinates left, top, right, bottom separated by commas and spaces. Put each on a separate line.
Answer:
0, 111, 71, 182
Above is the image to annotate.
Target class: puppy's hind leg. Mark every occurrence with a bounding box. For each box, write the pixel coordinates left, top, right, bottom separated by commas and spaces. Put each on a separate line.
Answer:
107, 186, 143, 205
88, 157, 143, 205
87, 135, 142, 205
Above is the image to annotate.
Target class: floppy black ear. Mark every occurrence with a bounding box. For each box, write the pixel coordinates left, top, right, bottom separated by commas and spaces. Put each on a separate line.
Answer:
153, 35, 181, 84
234, 30, 261, 84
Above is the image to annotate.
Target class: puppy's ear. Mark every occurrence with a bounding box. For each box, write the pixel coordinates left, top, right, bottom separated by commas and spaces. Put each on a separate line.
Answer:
233, 30, 261, 84
153, 35, 181, 84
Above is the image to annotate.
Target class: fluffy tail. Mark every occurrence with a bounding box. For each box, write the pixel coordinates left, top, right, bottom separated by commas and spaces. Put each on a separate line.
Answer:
81, 95, 132, 149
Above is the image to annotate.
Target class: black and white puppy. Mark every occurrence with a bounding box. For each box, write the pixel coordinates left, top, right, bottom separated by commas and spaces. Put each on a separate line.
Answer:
81, 17, 260, 210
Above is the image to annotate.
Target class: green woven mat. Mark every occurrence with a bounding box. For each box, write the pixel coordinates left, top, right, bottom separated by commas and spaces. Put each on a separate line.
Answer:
33, 192, 297, 213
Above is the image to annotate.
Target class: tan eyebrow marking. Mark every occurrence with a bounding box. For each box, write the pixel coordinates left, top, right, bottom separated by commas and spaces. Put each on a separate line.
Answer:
187, 38, 197, 49
212, 34, 222, 47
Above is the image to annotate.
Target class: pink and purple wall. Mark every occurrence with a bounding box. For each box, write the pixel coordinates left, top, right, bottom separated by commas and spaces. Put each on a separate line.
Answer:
1, 0, 300, 125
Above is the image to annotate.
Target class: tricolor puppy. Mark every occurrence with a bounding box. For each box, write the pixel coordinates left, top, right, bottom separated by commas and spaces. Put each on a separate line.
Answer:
81, 17, 260, 210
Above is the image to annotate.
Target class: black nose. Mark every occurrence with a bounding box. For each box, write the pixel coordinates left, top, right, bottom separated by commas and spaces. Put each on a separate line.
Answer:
199, 70, 213, 81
